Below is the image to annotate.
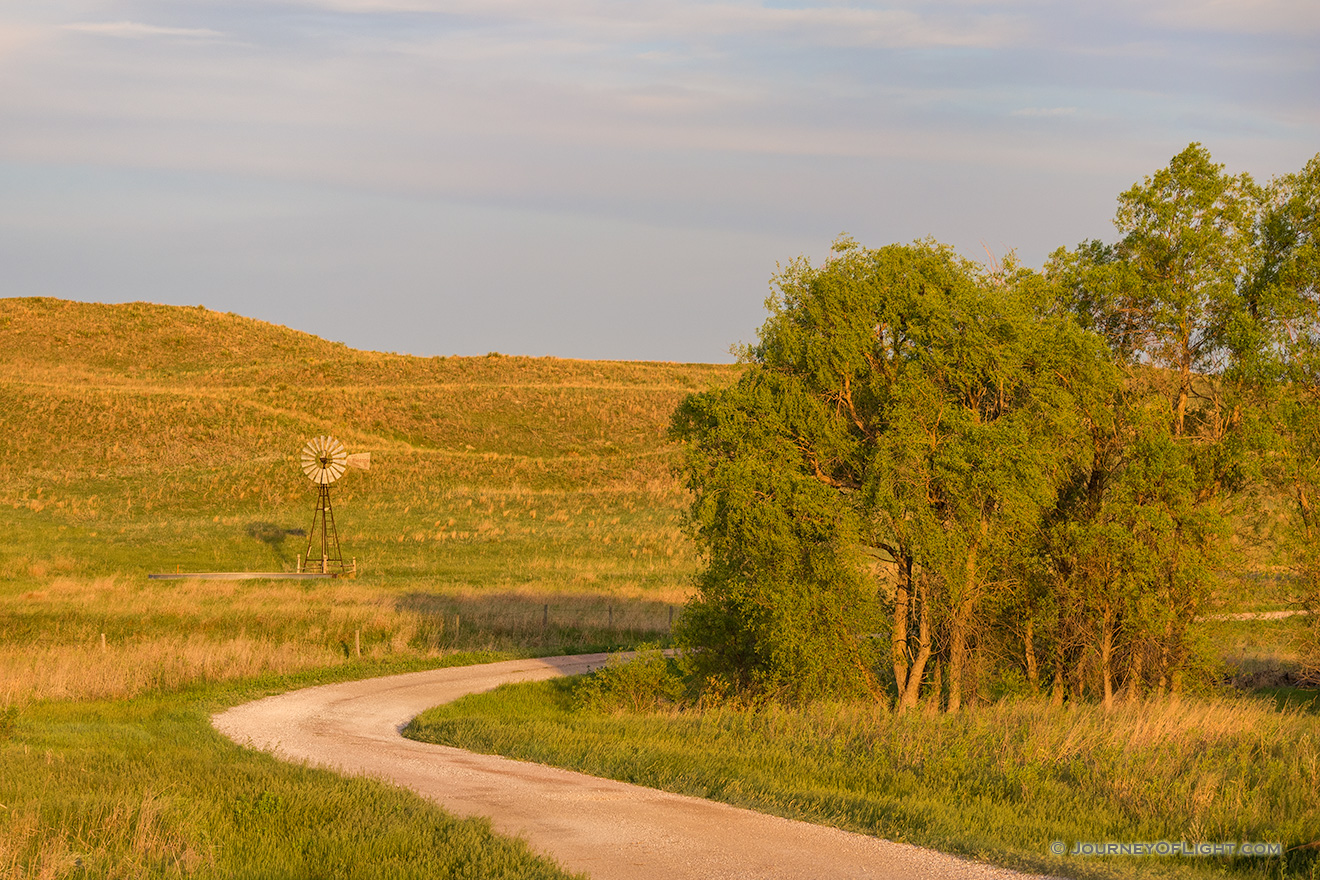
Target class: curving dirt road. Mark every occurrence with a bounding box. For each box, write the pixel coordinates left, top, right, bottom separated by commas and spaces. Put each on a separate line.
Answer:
214, 654, 1056, 880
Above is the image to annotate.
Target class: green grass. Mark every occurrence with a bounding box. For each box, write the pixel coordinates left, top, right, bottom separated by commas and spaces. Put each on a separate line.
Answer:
0, 656, 582, 879
407, 676, 1320, 880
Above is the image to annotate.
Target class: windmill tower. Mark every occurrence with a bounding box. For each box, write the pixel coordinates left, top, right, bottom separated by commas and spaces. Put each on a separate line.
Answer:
299, 435, 369, 574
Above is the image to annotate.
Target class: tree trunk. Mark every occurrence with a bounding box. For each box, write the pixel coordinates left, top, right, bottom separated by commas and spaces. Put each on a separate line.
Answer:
925, 660, 943, 715
892, 556, 910, 698
1175, 338, 1192, 437
1156, 616, 1173, 696
899, 578, 931, 711
1024, 618, 1039, 689
948, 515, 988, 714
971, 639, 986, 707
948, 614, 967, 714
1125, 647, 1142, 702
1298, 484, 1314, 539
1100, 604, 1114, 712
1073, 650, 1086, 701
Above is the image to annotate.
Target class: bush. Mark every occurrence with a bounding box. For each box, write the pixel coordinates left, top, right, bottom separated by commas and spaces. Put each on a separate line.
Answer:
576, 645, 684, 714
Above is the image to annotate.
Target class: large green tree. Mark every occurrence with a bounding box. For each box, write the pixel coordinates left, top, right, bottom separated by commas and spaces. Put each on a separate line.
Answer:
1044, 144, 1320, 703
673, 239, 1110, 709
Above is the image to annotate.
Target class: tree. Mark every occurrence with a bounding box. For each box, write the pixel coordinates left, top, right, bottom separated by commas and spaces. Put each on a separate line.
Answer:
1043, 144, 1320, 703
674, 145, 1320, 711
672, 239, 1110, 709
1110, 142, 1259, 439
1261, 155, 1320, 683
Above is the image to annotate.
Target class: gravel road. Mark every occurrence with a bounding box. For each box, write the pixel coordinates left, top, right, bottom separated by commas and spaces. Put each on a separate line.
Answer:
213, 654, 1058, 880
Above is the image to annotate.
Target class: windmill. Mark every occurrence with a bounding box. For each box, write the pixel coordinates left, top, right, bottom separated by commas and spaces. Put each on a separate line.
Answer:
299, 435, 370, 575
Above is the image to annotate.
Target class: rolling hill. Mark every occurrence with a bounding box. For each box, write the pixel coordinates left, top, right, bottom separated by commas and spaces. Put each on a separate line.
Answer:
0, 296, 740, 700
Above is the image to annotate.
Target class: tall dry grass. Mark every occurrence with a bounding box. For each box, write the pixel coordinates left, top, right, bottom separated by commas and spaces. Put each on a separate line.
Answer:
0, 575, 683, 702
0, 636, 342, 704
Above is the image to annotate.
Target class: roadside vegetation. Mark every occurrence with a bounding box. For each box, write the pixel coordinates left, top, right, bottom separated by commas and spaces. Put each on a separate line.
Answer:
3, 658, 581, 879
407, 651, 1319, 880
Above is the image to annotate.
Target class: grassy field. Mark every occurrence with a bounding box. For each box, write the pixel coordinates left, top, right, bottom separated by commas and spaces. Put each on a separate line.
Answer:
0, 296, 735, 876
3, 296, 1315, 879
407, 647, 1320, 880
1, 657, 582, 879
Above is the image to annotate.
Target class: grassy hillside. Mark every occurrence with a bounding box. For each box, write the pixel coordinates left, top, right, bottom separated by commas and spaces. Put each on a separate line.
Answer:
0, 297, 740, 876
0, 296, 740, 700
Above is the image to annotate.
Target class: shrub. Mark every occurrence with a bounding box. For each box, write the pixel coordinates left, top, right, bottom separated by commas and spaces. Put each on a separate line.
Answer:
576, 645, 684, 714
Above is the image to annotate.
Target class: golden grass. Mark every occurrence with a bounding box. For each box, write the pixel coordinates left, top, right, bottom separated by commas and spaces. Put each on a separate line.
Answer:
0, 297, 731, 624
0, 574, 684, 702
0, 298, 725, 710
0, 789, 211, 880
0, 635, 342, 704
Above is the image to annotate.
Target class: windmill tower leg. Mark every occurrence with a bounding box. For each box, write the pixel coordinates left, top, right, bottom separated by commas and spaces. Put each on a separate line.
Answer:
304, 483, 345, 574
323, 485, 344, 572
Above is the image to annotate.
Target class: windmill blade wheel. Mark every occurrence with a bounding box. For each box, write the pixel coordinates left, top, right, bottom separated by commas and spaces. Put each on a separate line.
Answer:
301, 435, 348, 484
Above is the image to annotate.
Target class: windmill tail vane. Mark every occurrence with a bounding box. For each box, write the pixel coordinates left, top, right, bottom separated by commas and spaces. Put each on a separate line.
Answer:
298, 436, 369, 576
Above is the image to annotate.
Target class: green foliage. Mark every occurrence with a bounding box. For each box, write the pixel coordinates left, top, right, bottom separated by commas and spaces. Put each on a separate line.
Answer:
673, 143, 1320, 711
670, 365, 882, 701
1042, 143, 1320, 704
574, 645, 684, 713
672, 238, 1111, 708
1111, 144, 1259, 400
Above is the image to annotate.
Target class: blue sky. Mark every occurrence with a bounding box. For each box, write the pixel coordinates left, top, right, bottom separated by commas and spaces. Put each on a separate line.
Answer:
2, 1, 1317, 361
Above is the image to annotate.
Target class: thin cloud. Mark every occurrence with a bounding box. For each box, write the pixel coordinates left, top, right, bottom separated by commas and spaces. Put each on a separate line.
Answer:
1012, 107, 1077, 117
263, 0, 1024, 49
62, 21, 225, 40
1120, 0, 1320, 35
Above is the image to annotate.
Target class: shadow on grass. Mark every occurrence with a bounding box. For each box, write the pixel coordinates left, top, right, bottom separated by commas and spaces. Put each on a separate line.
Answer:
395, 591, 678, 654
1256, 685, 1320, 713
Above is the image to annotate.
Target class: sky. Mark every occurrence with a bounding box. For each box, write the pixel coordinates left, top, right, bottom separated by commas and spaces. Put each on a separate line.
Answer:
1, 2, 1317, 362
